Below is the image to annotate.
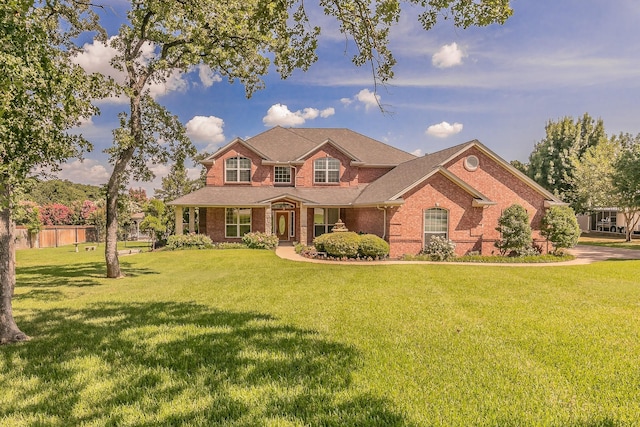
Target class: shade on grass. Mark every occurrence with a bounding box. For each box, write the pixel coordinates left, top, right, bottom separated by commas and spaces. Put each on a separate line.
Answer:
2, 245, 639, 426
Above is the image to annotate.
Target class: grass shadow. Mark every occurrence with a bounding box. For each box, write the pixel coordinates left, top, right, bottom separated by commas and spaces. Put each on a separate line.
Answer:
16, 261, 158, 288
1, 302, 412, 426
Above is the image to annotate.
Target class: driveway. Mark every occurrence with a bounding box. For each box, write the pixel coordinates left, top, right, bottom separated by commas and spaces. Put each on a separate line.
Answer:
567, 245, 640, 264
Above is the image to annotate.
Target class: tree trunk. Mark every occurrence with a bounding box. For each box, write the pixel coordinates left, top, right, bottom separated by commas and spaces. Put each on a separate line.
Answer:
0, 184, 29, 344
105, 146, 136, 278
105, 170, 122, 278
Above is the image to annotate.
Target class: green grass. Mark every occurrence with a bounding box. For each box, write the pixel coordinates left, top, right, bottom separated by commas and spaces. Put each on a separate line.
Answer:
579, 234, 640, 250
3, 246, 640, 426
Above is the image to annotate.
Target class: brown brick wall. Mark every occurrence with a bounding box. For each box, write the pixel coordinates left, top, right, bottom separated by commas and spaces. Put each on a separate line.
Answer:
344, 207, 385, 237
356, 167, 393, 184
205, 143, 270, 186
201, 207, 267, 242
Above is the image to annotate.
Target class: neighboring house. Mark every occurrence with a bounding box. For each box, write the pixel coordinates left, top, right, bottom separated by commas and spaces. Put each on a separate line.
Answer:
577, 209, 640, 235
169, 127, 565, 258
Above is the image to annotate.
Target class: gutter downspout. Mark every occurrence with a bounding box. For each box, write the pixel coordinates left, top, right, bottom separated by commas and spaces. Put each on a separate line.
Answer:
376, 205, 387, 240
291, 164, 297, 188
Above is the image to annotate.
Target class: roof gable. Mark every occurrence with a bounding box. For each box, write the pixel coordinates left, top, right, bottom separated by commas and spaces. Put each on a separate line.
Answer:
356, 139, 565, 205
204, 137, 270, 163
216, 126, 416, 166
295, 138, 362, 163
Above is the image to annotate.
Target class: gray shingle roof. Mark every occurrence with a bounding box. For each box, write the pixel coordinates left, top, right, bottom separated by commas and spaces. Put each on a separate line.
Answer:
233, 127, 416, 165
355, 142, 473, 204
176, 136, 565, 208
168, 185, 366, 207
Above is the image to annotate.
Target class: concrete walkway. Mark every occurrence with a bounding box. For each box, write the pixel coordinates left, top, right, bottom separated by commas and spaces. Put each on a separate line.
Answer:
275, 244, 640, 266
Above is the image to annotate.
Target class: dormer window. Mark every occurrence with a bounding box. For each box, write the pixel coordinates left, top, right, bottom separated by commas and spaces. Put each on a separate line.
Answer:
274, 166, 292, 184
314, 158, 340, 183
225, 156, 251, 183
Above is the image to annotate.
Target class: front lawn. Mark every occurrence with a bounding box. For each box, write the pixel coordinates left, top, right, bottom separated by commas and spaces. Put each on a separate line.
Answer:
3, 246, 640, 426
579, 234, 640, 250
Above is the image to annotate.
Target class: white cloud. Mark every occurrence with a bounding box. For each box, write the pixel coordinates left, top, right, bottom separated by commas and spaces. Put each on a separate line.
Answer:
58, 159, 110, 186
262, 104, 335, 127
431, 42, 467, 68
185, 116, 226, 152
355, 89, 380, 110
197, 64, 222, 88
320, 108, 335, 118
73, 37, 189, 103
426, 121, 463, 138
432, 42, 467, 68
411, 149, 423, 156
341, 89, 381, 110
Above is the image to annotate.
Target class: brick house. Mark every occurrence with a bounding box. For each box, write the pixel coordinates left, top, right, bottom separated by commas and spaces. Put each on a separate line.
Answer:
168, 126, 565, 258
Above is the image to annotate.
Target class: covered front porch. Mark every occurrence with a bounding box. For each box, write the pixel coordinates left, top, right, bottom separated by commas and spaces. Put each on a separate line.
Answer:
171, 201, 389, 246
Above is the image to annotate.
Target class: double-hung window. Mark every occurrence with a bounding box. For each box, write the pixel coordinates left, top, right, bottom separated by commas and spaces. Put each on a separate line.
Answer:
225, 156, 251, 183
274, 166, 291, 184
314, 158, 340, 183
226, 208, 251, 238
424, 208, 448, 245
314, 208, 339, 236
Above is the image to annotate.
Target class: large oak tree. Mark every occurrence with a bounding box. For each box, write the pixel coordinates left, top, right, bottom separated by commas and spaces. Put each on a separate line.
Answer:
0, 0, 106, 344
103, 0, 513, 278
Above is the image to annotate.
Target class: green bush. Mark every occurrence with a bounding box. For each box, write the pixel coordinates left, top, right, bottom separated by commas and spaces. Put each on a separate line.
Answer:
422, 235, 456, 261
321, 232, 361, 258
313, 233, 332, 253
541, 206, 581, 254
495, 204, 533, 256
241, 232, 279, 250
358, 234, 389, 258
166, 234, 214, 250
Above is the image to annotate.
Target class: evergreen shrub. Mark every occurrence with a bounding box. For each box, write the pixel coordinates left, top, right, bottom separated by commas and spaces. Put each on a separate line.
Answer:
358, 234, 390, 258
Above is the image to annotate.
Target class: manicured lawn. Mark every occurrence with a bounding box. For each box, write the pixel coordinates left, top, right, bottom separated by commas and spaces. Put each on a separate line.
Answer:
3, 246, 640, 426
579, 234, 640, 250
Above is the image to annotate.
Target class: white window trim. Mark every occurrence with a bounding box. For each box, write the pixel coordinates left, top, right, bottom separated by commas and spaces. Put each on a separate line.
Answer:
225, 207, 251, 238
225, 156, 251, 183
313, 158, 340, 184
274, 166, 292, 184
314, 208, 339, 237
423, 207, 449, 245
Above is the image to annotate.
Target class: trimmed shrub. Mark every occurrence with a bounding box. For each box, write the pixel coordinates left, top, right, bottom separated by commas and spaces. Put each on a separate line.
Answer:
312, 233, 332, 253
422, 235, 456, 261
166, 234, 214, 250
322, 232, 361, 258
242, 232, 279, 250
541, 206, 580, 254
358, 234, 389, 258
495, 204, 533, 256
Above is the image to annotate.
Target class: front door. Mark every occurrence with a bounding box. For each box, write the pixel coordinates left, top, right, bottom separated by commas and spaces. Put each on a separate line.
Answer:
275, 211, 290, 241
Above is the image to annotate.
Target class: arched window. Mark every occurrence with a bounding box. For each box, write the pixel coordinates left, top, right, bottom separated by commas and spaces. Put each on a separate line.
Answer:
314, 158, 340, 183
424, 207, 448, 245
225, 156, 251, 182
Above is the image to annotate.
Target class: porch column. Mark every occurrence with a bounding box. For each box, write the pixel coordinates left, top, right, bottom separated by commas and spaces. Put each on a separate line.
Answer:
175, 206, 183, 235
188, 207, 195, 233
265, 205, 272, 235
300, 206, 308, 244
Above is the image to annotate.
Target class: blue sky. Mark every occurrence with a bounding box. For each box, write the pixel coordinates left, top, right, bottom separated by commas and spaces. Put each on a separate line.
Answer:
62, 0, 640, 195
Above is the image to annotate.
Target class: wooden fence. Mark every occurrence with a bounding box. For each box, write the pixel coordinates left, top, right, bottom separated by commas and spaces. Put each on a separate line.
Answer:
15, 226, 97, 250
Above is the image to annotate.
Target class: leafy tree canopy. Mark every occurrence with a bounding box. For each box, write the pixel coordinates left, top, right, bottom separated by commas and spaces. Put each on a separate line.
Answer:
25, 179, 103, 206
527, 113, 607, 209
